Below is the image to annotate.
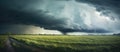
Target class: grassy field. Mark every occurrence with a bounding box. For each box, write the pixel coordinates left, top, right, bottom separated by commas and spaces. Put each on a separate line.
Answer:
11, 35, 120, 52
0, 35, 7, 52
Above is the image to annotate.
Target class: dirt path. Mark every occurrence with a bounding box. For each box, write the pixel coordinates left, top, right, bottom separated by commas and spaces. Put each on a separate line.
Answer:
9, 37, 49, 52
5, 37, 15, 52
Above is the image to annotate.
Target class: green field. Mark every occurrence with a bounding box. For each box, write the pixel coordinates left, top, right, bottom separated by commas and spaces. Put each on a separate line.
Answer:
11, 35, 120, 52
0, 35, 120, 52
0, 36, 7, 52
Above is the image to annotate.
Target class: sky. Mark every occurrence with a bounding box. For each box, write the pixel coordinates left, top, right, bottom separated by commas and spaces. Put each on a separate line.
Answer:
0, 0, 120, 34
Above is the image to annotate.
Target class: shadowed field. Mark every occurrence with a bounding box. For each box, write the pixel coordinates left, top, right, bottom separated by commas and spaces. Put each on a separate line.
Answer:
0, 35, 120, 52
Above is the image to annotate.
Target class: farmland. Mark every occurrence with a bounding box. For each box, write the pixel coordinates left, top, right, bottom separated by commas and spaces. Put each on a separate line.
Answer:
0, 35, 120, 52
12, 35, 120, 52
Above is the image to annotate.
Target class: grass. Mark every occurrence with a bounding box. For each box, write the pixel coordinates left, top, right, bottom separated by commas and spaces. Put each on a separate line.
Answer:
0, 35, 7, 52
12, 35, 120, 52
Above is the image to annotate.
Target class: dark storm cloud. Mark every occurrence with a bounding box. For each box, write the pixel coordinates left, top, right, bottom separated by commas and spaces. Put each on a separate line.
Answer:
76, 0, 120, 19
0, 0, 117, 34
0, 0, 75, 33
0, 5, 68, 32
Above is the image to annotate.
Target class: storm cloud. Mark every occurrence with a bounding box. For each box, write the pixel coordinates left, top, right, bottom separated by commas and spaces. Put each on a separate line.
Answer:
76, 0, 120, 19
0, 0, 120, 34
